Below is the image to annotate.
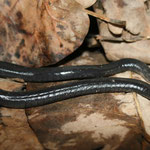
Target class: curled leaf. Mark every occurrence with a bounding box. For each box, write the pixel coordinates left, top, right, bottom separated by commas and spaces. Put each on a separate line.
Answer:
94, 0, 150, 63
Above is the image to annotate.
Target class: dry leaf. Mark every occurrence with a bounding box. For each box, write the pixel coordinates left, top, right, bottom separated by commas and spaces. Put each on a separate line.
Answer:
94, 0, 150, 63
75, 0, 96, 8
25, 51, 150, 149
0, 108, 43, 150
0, 0, 89, 67
0, 78, 24, 91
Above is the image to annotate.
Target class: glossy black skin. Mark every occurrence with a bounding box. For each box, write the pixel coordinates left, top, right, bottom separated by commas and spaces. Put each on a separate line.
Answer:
0, 58, 150, 82
1, 77, 150, 108
0, 58, 150, 108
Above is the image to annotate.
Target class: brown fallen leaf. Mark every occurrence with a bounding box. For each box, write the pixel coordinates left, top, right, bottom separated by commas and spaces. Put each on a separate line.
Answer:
25, 51, 150, 150
0, 108, 44, 150
0, 0, 89, 67
94, 0, 150, 63
0, 78, 24, 92
75, 0, 97, 8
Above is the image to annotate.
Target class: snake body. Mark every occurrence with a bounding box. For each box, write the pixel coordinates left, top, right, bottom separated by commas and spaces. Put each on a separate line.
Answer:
0, 58, 150, 108
0, 58, 150, 82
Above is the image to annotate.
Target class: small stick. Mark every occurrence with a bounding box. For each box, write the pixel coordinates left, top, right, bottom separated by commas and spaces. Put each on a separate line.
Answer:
85, 9, 126, 27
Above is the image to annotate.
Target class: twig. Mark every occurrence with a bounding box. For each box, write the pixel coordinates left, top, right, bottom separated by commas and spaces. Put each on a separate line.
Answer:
85, 9, 126, 27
